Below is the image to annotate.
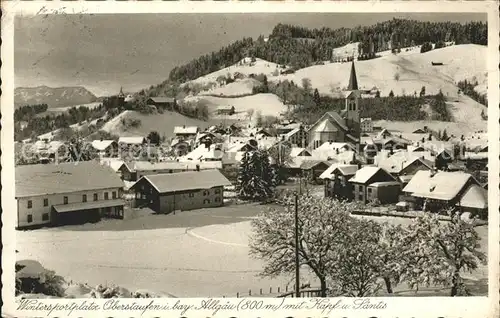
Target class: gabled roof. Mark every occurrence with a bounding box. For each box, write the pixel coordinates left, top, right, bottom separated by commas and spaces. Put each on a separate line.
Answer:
349, 166, 395, 184
183, 144, 223, 161
174, 126, 199, 135
132, 169, 231, 193
290, 147, 311, 157
16, 162, 123, 198
91, 140, 117, 151
401, 157, 434, 171
319, 164, 358, 179
402, 170, 477, 201
459, 184, 487, 209
300, 160, 332, 170
148, 97, 175, 103
118, 136, 146, 145
309, 112, 348, 133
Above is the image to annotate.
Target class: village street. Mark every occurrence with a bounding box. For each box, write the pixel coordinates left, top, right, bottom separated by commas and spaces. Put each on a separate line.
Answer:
16, 203, 489, 297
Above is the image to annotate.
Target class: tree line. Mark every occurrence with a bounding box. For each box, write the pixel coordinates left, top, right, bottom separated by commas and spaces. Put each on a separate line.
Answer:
14, 103, 49, 121
165, 19, 486, 83
457, 79, 487, 106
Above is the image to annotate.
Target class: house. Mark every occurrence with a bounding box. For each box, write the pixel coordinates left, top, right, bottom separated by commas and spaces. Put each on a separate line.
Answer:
15, 162, 125, 229
374, 152, 434, 176
360, 118, 373, 133
458, 184, 488, 219
173, 126, 199, 139
146, 97, 176, 109
118, 160, 223, 182
399, 157, 434, 176
300, 160, 332, 183
412, 128, 427, 134
216, 105, 235, 116
130, 169, 231, 214
312, 142, 355, 162
283, 126, 308, 147
402, 170, 479, 212
91, 140, 119, 157
118, 136, 147, 148
321, 164, 359, 200
348, 166, 398, 204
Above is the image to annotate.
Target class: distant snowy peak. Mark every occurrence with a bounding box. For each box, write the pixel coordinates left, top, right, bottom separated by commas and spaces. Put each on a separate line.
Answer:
14, 86, 97, 108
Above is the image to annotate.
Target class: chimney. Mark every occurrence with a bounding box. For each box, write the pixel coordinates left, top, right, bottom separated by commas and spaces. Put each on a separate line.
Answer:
357, 162, 362, 169
196, 164, 200, 171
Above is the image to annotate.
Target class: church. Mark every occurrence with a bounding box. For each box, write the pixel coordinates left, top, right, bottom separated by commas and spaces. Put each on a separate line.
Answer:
306, 62, 361, 151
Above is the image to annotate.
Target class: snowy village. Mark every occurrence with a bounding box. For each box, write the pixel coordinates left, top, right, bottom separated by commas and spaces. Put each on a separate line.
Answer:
12, 14, 490, 300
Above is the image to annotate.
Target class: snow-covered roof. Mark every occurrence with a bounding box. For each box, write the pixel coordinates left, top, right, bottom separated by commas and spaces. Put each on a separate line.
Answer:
349, 166, 395, 184
91, 140, 116, 151
182, 144, 223, 161
290, 147, 311, 157
174, 126, 199, 135
459, 184, 487, 209
403, 170, 476, 201
319, 164, 359, 179
118, 136, 146, 145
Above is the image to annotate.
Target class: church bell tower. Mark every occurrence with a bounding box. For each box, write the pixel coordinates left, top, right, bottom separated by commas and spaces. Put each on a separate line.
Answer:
344, 62, 361, 138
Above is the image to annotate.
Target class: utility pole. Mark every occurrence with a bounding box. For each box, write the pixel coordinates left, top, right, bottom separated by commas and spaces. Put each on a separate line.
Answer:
294, 192, 300, 298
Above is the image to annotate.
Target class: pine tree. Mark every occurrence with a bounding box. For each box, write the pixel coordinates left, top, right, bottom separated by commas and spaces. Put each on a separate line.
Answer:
420, 86, 426, 97
313, 88, 321, 107
442, 129, 449, 141
236, 150, 275, 201
389, 90, 395, 97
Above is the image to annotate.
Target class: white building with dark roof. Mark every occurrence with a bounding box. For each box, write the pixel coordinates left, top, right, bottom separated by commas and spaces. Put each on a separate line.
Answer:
15, 162, 125, 228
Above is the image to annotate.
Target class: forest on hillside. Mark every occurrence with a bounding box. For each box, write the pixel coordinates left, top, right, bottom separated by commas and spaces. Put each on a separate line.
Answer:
167, 19, 487, 83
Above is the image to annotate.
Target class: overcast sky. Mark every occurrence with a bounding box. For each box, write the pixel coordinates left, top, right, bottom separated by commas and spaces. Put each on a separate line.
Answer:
15, 13, 486, 96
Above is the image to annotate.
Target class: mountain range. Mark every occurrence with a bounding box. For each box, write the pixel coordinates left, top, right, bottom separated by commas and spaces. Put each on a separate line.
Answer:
14, 86, 98, 108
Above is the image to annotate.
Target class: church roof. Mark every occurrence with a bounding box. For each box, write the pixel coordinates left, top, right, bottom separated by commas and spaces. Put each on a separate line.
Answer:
347, 62, 359, 91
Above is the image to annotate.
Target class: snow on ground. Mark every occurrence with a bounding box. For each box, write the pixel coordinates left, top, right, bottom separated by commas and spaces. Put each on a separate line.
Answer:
101, 110, 210, 139
199, 78, 261, 97
187, 58, 283, 86
331, 42, 360, 60
274, 44, 486, 98
16, 205, 304, 298
186, 93, 287, 118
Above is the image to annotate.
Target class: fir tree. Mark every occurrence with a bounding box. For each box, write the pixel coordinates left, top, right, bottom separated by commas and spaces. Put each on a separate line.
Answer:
313, 88, 321, 107
420, 86, 426, 97
236, 150, 275, 201
442, 129, 449, 141
389, 90, 395, 97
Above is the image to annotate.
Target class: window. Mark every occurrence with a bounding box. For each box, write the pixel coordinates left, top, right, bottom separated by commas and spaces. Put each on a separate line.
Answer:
358, 194, 363, 201
367, 188, 372, 194
112, 191, 117, 199
215, 188, 221, 194
82, 194, 87, 202
203, 199, 211, 204
43, 198, 48, 207
215, 197, 220, 203
189, 192, 195, 198
93, 193, 98, 201
27, 200, 32, 209
104, 192, 109, 200
42, 213, 49, 221
63, 196, 68, 204
203, 190, 209, 196
27, 214, 33, 223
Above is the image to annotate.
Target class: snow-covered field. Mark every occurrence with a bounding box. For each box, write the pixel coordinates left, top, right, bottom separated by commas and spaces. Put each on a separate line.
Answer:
16, 205, 305, 298
199, 78, 261, 97
274, 44, 486, 98
16, 204, 488, 298
186, 58, 283, 86
185, 93, 287, 118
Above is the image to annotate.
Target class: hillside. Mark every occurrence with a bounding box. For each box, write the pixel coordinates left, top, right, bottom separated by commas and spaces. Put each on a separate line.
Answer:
15, 86, 97, 108
101, 110, 212, 139
185, 93, 288, 120
275, 44, 486, 98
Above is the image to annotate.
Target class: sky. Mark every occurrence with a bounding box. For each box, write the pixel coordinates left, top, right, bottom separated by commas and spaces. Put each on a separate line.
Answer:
15, 13, 486, 97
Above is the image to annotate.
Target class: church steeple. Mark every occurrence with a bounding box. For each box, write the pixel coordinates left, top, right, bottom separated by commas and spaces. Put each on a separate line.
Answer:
347, 61, 359, 91
118, 86, 125, 98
